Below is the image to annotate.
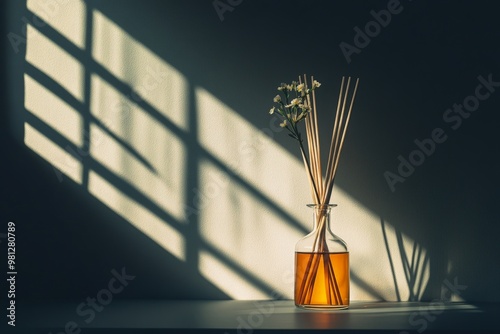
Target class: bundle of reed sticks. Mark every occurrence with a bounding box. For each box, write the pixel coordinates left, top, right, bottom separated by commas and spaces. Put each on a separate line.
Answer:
298, 74, 359, 206
295, 74, 359, 306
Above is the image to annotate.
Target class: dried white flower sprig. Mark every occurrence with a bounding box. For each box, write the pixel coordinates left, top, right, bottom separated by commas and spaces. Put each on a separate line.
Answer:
270, 80, 321, 142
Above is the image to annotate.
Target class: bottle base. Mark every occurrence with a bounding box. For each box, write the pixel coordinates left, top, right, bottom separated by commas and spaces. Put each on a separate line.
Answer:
295, 303, 349, 310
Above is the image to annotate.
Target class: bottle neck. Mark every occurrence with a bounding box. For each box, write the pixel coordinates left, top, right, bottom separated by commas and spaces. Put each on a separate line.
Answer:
309, 204, 336, 232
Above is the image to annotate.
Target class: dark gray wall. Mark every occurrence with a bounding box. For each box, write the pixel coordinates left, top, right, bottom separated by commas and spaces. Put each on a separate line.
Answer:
3, 0, 500, 304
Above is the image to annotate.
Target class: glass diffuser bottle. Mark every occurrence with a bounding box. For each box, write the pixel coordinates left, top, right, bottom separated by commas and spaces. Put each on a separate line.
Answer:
295, 204, 349, 309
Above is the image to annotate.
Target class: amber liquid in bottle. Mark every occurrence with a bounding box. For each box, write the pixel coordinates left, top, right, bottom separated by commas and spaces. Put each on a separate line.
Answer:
295, 252, 349, 308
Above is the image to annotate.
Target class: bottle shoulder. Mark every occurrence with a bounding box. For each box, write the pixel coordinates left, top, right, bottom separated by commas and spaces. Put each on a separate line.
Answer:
295, 231, 348, 253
